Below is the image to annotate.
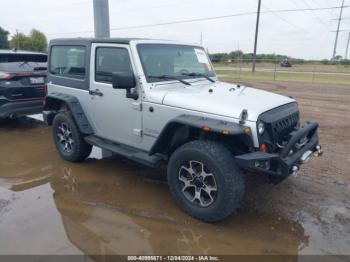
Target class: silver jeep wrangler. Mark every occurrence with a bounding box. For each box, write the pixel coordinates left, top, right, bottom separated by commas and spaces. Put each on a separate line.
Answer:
44, 38, 322, 222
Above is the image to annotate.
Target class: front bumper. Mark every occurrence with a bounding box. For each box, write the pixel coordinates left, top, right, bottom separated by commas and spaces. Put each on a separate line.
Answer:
235, 122, 322, 183
0, 99, 44, 118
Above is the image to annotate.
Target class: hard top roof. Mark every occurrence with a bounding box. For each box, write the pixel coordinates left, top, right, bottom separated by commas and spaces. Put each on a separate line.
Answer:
49, 38, 198, 46
0, 49, 47, 55
49, 37, 149, 45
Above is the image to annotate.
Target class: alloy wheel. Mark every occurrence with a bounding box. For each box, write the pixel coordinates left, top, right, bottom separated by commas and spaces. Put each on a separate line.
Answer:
56, 122, 75, 153
178, 160, 218, 207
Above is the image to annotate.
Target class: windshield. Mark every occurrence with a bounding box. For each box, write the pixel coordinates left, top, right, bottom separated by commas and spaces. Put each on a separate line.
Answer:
137, 44, 215, 83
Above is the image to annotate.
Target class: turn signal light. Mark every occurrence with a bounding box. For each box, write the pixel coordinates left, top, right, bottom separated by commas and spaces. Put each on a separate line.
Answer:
260, 144, 267, 152
202, 127, 210, 132
222, 130, 230, 135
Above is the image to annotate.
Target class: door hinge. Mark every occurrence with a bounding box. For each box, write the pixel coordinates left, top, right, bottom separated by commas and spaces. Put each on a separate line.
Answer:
132, 102, 142, 111
133, 129, 142, 137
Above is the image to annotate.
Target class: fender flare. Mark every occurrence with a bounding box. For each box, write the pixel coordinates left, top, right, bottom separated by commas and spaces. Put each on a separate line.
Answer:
149, 114, 253, 155
44, 92, 93, 135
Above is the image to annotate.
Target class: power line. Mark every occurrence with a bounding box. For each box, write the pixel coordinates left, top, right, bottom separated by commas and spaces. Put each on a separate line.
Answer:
257, 1, 310, 34
331, 29, 349, 32
48, 0, 91, 10
291, 0, 334, 30
310, 0, 337, 16
326, 0, 340, 16
47, 5, 350, 36
109, 0, 193, 16
300, 0, 333, 29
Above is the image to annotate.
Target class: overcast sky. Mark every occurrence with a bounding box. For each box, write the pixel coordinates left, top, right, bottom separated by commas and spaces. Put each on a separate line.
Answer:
1, 0, 349, 59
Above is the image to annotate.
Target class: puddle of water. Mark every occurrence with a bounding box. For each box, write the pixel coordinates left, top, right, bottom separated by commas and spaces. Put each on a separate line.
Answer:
0, 185, 82, 255
0, 117, 348, 257
0, 168, 308, 255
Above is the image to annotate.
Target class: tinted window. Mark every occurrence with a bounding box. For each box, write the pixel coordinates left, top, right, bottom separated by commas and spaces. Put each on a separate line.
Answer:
0, 54, 47, 63
0, 54, 47, 72
95, 47, 132, 83
50, 46, 86, 79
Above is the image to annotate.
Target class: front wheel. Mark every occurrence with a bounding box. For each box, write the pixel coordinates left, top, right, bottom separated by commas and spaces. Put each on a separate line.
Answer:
167, 140, 244, 222
52, 112, 92, 162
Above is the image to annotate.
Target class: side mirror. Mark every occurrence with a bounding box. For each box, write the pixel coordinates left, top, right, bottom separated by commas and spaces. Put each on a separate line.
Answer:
112, 72, 138, 100
112, 72, 136, 90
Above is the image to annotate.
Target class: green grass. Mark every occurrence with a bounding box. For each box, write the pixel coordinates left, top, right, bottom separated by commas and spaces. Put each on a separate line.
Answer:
215, 69, 350, 86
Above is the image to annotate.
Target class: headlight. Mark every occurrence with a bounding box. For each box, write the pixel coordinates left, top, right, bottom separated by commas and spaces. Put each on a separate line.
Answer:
258, 122, 265, 135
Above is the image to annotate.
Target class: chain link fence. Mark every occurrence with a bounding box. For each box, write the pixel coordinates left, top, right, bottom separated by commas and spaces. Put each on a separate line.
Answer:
213, 58, 350, 85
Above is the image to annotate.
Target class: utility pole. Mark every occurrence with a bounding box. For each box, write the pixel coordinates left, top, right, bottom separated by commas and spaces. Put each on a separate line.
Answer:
252, 0, 262, 72
93, 0, 110, 38
346, 31, 350, 59
200, 32, 203, 46
332, 0, 345, 60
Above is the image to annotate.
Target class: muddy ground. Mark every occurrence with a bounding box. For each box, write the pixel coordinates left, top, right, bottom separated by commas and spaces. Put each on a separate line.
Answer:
0, 80, 349, 257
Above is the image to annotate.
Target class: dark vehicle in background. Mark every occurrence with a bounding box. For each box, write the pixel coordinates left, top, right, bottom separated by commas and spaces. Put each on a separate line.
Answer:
0, 50, 47, 119
280, 59, 292, 68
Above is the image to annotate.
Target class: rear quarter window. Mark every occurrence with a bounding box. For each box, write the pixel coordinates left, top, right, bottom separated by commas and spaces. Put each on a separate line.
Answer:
50, 46, 86, 79
0, 54, 47, 63
0, 54, 47, 72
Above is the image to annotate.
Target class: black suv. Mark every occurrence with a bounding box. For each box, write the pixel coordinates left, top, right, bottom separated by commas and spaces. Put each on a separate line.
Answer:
0, 50, 47, 119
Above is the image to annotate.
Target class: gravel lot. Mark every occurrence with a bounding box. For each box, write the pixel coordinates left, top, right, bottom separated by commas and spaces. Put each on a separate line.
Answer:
0, 80, 349, 256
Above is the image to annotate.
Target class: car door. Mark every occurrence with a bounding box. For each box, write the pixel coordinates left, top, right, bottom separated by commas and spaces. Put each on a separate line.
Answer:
89, 43, 142, 147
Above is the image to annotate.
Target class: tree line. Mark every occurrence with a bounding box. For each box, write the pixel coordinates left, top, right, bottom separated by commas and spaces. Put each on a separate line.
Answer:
209, 50, 350, 65
0, 26, 47, 52
210, 50, 304, 63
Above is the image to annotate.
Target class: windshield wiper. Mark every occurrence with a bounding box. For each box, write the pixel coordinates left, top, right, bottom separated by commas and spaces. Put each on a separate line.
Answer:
148, 75, 191, 86
182, 72, 215, 83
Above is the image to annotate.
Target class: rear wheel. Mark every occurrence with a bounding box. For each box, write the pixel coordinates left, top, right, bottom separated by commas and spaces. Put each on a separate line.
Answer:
52, 112, 92, 162
167, 140, 244, 222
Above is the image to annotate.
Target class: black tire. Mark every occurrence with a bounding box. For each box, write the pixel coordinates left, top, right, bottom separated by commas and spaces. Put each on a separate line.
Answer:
167, 140, 244, 222
52, 111, 92, 162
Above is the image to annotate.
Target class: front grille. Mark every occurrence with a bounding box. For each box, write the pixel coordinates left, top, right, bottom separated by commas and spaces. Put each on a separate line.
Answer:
271, 111, 299, 140
259, 103, 300, 151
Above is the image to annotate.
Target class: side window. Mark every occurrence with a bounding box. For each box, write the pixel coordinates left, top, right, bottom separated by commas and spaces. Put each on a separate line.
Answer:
50, 46, 86, 79
95, 47, 133, 83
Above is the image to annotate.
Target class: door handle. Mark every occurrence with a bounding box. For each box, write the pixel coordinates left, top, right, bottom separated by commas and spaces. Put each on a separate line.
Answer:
89, 89, 103, 96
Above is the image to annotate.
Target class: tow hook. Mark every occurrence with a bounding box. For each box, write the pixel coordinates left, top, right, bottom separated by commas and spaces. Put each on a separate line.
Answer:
292, 166, 300, 178
314, 145, 323, 157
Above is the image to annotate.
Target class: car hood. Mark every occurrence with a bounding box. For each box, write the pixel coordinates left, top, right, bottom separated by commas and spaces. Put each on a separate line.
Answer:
155, 81, 295, 122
